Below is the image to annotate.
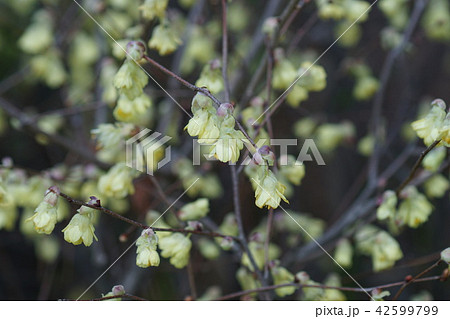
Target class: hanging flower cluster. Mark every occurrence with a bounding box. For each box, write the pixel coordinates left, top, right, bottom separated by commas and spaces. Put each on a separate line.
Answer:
136, 228, 160, 268
26, 186, 60, 235
316, 0, 372, 47
377, 187, 433, 229
411, 99, 450, 147
185, 94, 246, 163
355, 225, 403, 272
271, 48, 327, 108
62, 198, 99, 247
113, 41, 153, 124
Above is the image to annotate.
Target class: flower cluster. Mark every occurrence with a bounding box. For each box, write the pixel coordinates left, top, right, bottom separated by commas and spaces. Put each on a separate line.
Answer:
112, 42, 153, 124
316, 0, 372, 47
378, 0, 409, 30
347, 61, 380, 101
377, 187, 434, 230
178, 198, 209, 221
195, 59, 224, 94
136, 228, 160, 268
159, 233, 192, 269
241, 234, 281, 271
411, 99, 450, 147
139, 0, 168, 21
422, 0, 450, 42
185, 94, 246, 163
98, 163, 137, 199
148, 21, 182, 56
252, 165, 289, 209
270, 262, 296, 297
272, 48, 327, 108
355, 225, 403, 272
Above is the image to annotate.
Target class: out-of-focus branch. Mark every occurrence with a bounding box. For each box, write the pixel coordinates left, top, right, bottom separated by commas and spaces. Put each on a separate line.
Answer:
215, 274, 444, 301
0, 97, 108, 168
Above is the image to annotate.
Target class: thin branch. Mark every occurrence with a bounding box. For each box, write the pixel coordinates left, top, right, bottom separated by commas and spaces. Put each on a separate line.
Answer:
143, 54, 221, 106
58, 192, 236, 240
395, 140, 440, 196
215, 275, 444, 301
392, 259, 443, 301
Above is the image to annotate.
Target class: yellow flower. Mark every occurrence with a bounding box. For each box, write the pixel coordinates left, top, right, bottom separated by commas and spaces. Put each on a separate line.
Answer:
322, 274, 347, 301
195, 59, 224, 94
344, 0, 371, 22
278, 155, 305, 186
139, 0, 168, 21
197, 238, 220, 260
98, 163, 135, 199
355, 225, 403, 272
113, 59, 148, 100
178, 198, 209, 221
376, 190, 397, 220
241, 239, 281, 271
236, 267, 260, 295
334, 238, 353, 268
286, 85, 309, 107
91, 123, 134, 149
272, 59, 297, 90
148, 23, 182, 56
297, 62, 327, 92
271, 265, 296, 297
0, 203, 17, 231
136, 229, 160, 268
372, 231, 403, 272
208, 128, 245, 163
62, 205, 98, 247
397, 186, 433, 228
353, 76, 379, 101
439, 113, 450, 146
26, 187, 59, 234
253, 166, 289, 209
18, 10, 53, 54
424, 174, 450, 198
411, 100, 446, 146
113, 93, 153, 123
317, 0, 345, 20
159, 233, 192, 268
316, 121, 355, 152
422, 147, 446, 172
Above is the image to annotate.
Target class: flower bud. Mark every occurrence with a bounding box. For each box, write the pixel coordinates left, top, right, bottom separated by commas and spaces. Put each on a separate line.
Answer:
217, 103, 234, 117
219, 236, 234, 250
295, 271, 310, 284
262, 17, 278, 38
112, 285, 125, 296
126, 41, 146, 61
186, 220, 203, 231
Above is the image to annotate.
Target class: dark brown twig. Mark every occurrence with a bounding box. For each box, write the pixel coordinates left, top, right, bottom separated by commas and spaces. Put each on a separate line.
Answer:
392, 260, 443, 301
